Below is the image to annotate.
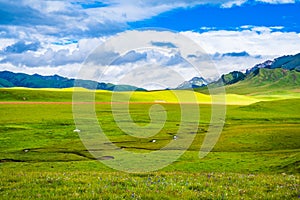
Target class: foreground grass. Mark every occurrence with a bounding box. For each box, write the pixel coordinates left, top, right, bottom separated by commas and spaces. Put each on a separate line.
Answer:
1, 170, 299, 199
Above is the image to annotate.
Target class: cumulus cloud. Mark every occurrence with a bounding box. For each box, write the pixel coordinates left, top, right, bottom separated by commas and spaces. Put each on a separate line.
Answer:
117, 50, 184, 67
90, 58, 195, 89
151, 41, 177, 48
0, 37, 105, 67
219, 51, 251, 57
0, 62, 82, 80
115, 64, 187, 90
221, 0, 247, 8
112, 50, 147, 65
1, 47, 81, 67
2, 41, 40, 53
182, 27, 300, 56
0, 1, 56, 26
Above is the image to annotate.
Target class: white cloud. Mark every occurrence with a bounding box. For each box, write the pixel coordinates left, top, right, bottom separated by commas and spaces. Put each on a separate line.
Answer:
100, 63, 189, 90
0, 37, 105, 67
0, 62, 81, 78
0, 39, 16, 51
221, 0, 247, 8
182, 27, 300, 56
77, 46, 200, 89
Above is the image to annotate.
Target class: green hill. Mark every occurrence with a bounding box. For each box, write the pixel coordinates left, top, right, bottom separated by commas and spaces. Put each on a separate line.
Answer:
198, 68, 300, 95
197, 53, 300, 95
224, 68, 300, 95
0, 71, 146, 91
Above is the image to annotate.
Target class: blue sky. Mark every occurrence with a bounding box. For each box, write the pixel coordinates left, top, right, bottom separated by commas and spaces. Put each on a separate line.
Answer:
1, 0, 300, 87
130, 2, 300, 32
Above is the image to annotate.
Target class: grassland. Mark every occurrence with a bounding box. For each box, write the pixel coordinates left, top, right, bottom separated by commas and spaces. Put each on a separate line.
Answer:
1, 87, 300, 104
0, 88, 299, 199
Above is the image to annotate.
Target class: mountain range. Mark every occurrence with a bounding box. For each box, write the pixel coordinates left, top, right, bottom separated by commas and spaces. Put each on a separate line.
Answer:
0, 71, 146, 91
188, 53, 300, 94
0, 53, 299, 93
176, 77, 208, 89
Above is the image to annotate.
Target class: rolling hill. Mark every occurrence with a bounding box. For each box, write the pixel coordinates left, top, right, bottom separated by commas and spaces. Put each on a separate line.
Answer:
224, 68, 300, 95
197, 53, 300, 95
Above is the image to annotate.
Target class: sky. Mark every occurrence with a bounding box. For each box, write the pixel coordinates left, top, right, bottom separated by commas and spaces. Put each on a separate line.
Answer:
1, 0, 300, 89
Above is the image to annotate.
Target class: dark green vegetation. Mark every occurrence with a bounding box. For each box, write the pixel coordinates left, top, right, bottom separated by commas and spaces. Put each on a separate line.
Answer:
0, 71, 146, 91
0, 88, 299, 199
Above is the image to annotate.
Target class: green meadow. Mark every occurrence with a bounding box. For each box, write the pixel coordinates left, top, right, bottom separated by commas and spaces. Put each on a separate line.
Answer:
0, 88, 299, 199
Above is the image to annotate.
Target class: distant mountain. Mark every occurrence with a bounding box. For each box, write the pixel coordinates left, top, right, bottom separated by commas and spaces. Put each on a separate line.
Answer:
246, 60, 274, 74
269, 53, 300, 71
0, 71, 146, 91
216, 52, 300, 86
246, 53, 300, 74
176, 77, 208, 89
197, 53, 300, 95
210, 71, 246, 87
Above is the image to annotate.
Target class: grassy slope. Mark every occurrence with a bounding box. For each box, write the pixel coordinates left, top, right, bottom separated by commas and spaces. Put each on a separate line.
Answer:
223, 68, 300, 95
197, 68, 300, 98
0, 87, 299, 199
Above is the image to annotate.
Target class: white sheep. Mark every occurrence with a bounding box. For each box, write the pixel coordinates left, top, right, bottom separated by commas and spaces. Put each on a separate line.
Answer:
73, 129, 81, 133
